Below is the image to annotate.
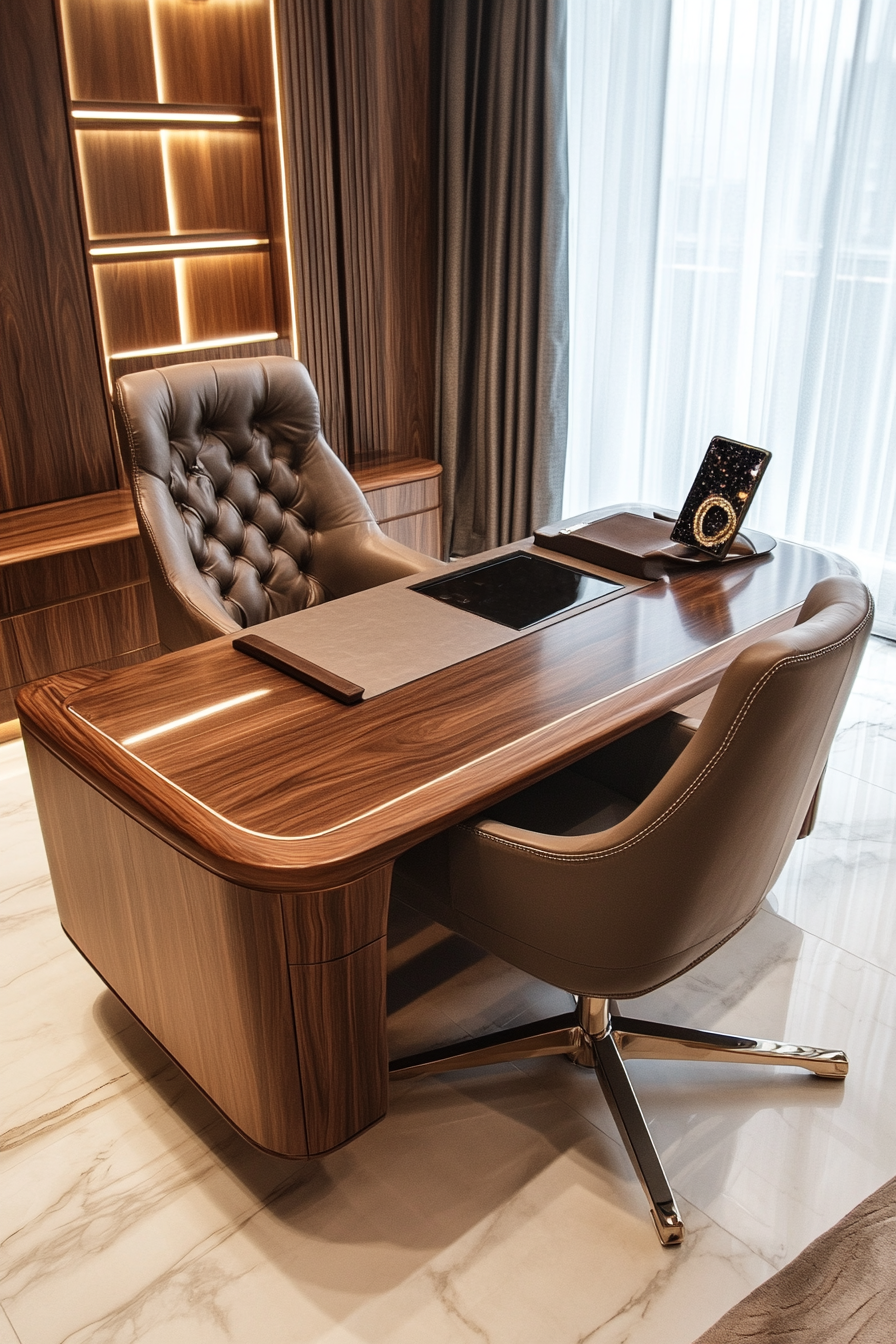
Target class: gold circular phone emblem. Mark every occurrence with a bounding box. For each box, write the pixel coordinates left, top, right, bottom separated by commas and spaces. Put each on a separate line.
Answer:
693, 494, 738, 548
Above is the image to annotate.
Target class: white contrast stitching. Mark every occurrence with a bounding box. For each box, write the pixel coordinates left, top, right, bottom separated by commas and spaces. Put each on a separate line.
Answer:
464, 599, 873, 865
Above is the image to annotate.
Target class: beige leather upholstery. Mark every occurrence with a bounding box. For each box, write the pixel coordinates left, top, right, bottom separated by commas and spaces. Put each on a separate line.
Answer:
393, 575, 873, 998
391, 574, 872, 1245
115, 356, 436, 650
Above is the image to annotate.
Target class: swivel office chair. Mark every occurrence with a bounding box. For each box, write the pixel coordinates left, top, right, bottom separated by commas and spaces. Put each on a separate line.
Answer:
115, 356, 437, 650
390, 575, 873, 1245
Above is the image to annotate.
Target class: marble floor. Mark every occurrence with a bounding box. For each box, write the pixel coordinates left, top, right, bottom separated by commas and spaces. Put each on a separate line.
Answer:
2, 635, 895, 1344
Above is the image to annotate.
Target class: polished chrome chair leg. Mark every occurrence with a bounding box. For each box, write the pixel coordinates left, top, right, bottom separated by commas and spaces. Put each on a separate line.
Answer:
590, 1030, 685, 1246
389, 1010, 581, 1079
611, 1016, 848, 1079
388, 993, 845, 1246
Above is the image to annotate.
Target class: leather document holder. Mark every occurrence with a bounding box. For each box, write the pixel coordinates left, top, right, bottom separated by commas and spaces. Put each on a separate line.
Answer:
535, 513, 686, 578
535, 511, 775, 579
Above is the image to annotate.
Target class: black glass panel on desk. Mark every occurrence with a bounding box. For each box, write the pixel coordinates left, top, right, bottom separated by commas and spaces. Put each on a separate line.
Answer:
411, 552, 623, 630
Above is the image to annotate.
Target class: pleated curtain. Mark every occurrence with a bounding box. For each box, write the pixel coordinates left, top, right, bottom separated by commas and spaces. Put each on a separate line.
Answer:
435, 0, 570, 557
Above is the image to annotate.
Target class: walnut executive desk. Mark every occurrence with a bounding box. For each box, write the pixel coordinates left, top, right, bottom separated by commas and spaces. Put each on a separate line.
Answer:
17, 521, 852, 1160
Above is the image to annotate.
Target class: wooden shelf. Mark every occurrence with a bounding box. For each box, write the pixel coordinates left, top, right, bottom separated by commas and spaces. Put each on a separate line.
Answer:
89, 235, 270, 262
58, 0, 294, 376
0, 491, 138, 568
71, 101, 261, 125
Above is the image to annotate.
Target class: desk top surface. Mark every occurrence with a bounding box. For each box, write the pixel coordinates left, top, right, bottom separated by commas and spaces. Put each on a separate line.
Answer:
18, 523, 850, 889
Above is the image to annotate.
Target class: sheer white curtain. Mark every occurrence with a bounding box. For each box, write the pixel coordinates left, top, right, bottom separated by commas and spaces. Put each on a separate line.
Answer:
565, 0, 896, 635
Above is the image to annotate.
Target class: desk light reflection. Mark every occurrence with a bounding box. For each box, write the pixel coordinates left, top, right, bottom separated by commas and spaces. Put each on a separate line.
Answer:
122, 690, 270, 746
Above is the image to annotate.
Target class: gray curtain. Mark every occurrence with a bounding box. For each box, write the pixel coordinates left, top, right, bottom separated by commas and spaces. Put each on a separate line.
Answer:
435, 0, 569, 558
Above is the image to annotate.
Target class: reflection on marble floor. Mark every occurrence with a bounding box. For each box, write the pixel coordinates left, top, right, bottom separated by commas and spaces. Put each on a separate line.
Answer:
2, 636, 896, 1344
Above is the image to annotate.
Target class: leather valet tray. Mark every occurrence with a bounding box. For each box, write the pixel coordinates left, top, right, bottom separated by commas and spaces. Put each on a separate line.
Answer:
534, 511, 775, 580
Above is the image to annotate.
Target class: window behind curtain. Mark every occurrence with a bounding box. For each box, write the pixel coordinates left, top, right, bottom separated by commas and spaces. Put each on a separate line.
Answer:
566, 0, 896, 635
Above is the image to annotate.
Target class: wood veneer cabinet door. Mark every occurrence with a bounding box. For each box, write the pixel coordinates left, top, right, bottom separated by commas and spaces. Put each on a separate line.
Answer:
0, 0, 117, 509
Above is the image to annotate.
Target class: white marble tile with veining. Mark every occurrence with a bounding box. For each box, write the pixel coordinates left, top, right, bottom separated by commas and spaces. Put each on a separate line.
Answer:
2, 1061, 772, 1344
773, 768, 896, 974
826, 635, 896, 793
0, 1306, 21, 1344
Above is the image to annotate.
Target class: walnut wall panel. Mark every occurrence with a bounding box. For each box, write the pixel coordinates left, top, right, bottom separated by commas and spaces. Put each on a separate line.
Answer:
76, 130, 170, 239
94, 259, 182, 355
180, 253, 276, 347
165, 130, 267, 236
151, 0, 272, 108
0, 0, 117, 510
59, 0, 157, 103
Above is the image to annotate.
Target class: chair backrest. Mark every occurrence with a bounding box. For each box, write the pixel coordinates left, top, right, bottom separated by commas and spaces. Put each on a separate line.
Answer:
115, 356, 388, 649
464, 575, 873, 997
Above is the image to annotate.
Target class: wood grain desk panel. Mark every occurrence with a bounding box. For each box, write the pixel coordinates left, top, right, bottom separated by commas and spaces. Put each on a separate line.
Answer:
22, 538, 839, 890
17, 530, 852, 1158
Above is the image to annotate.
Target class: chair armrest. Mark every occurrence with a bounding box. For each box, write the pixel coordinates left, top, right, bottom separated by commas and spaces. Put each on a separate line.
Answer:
309, 520, 444, 597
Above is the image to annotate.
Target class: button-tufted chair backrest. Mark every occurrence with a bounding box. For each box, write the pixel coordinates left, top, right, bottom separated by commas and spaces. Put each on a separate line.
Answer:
114, 357, 435, 650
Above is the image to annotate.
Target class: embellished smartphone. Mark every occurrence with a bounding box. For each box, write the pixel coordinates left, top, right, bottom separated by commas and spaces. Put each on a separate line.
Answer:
671, 436, 771, 558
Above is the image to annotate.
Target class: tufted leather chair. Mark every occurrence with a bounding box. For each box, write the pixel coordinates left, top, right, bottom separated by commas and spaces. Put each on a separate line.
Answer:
114, 356, 438, 650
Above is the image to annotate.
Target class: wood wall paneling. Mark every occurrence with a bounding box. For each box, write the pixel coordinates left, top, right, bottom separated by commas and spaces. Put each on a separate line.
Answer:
180, 253, 276, 346
60, 0, 293, 373
0, 0, 117, 509
329, 0, 388, 466
372, 0, 437, 465
329, 0, 436, 467
76, 130, 169, 238
152, 0, 272, 109
94, 258, 181, 354
58, 0, 157, 103
165, 129, 267, 236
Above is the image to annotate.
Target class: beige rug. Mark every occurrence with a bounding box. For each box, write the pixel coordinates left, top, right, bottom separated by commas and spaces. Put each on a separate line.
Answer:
695, 1176, 896, 1343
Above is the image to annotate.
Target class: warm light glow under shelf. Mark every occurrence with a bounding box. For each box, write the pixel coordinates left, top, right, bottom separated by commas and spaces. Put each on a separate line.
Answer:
109, 332, 280, 361
90, 238, 268, 258
72, 109, 253, 124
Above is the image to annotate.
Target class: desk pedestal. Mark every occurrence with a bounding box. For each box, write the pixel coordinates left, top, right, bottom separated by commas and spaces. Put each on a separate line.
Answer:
27, 737, 391, 1158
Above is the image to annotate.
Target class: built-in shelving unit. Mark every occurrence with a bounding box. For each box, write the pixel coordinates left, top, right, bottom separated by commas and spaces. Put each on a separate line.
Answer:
57, 0, 295, 382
